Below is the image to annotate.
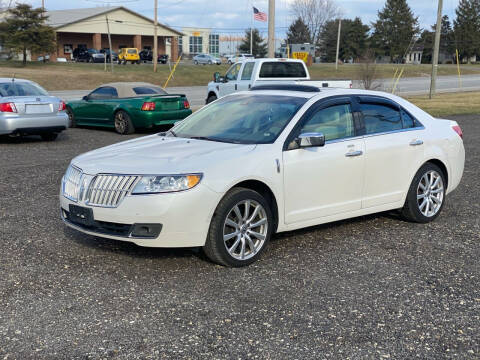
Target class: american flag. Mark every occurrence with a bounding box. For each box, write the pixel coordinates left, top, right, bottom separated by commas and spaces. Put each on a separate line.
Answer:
253, 7, 267, 22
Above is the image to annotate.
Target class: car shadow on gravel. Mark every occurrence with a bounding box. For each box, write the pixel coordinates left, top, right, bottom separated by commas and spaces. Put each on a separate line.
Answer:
0, 131, 71, 143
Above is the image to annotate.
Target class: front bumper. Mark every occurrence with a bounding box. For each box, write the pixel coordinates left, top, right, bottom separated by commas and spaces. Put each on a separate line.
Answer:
60, 183, 221, 248
0, 112, 69, 135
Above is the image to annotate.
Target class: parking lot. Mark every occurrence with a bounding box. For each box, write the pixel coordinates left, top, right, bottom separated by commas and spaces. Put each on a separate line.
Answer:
0, 116, 479, 358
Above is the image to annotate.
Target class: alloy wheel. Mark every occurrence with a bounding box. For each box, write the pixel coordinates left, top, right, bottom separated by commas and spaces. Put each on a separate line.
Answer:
114, 112, 126, 133
223, 200, 268, 260
417, 170, 444, 217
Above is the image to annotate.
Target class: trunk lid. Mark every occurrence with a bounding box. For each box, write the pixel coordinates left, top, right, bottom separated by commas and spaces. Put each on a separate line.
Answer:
3, 96, 60, 115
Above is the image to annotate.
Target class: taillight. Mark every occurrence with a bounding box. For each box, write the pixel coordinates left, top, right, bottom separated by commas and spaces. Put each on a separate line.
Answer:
141, 102, 156, 111
183, 100, 190, 109
58, 100, 66, 111
452, 125, 463, 139
0, 102, 17, 113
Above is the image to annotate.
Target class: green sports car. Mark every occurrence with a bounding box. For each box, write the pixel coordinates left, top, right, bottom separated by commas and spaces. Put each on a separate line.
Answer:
66, 82, 192, 134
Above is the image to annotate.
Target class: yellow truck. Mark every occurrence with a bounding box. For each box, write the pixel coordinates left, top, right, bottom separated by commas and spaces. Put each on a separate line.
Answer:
118, 48, 140, 64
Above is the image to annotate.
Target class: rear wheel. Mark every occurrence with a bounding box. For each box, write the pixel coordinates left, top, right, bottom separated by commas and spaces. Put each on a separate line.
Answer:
114, 110, 135, 135
66, 107, 76, 127
41, 133, 58, 141
203, 187, 273, 267
401, 163, 446, 223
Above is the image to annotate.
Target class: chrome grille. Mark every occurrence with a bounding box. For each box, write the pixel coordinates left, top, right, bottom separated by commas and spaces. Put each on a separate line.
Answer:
62, 165, 83, 201
86, 175, 138, 208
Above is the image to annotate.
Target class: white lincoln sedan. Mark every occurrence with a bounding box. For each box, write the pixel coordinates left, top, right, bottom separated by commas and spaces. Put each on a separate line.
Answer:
60, 85, 465, 267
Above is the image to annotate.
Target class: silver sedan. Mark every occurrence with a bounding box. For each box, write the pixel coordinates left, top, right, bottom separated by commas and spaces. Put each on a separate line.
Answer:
0, 78, 68, 141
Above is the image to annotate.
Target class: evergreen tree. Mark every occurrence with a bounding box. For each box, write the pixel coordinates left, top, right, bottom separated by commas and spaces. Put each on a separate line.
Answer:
420, 15, 455, 64
0, 3, 56, 65
454, 0, 480, 62
370, 0, 420, 62
320, 18, 369, 62
286, 17, 311, 44
239, 28, 267, 58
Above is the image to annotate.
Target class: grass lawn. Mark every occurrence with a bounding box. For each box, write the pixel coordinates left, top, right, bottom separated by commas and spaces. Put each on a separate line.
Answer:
407, 91, 480, 118
1, 61, 479, 91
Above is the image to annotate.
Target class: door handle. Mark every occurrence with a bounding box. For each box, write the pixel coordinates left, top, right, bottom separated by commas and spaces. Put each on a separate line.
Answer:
345, 150, 363, 157
235, 84, 237, 90
409, 139, 424, 146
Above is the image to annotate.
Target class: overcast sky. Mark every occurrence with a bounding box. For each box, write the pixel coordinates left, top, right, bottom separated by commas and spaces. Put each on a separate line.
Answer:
25, 0, 459, 37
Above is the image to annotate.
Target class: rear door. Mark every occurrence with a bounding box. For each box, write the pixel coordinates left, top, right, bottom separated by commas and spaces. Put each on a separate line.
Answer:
357, 96, 425, 208
237, 62, 255, 91
283, 97, 365, 224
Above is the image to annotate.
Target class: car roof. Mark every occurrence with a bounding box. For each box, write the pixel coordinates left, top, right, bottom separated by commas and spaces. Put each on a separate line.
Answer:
0, 78, 35, 83
98, 82, 164, 98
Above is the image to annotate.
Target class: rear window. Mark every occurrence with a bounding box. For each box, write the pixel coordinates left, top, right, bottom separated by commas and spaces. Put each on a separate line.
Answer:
127, 49, 137, 54
0, 82, 48, 97
133, 87, 167, 95
259, 62, 307, 78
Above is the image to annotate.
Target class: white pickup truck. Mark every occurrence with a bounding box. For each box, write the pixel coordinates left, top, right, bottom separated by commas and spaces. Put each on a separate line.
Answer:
206, 58, 352, 103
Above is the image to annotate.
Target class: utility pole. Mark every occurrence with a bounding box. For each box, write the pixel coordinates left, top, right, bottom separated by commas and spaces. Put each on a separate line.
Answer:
106, 15, 114, 73
153, 0, 158, 72
335, 19, 342, 70
42, 0, 45, 9
429, 0, 443, 99
267, 0, 275, 58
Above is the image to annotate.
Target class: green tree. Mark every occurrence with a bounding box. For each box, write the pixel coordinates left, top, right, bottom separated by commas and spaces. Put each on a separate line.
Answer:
454, 0, 480, 62
239, 28, 267, 58
320, 17, 370, 62
0, 3, 55, 65
286, 17, 311, 44
421, 15, 455, 64
370, 0, 420, 62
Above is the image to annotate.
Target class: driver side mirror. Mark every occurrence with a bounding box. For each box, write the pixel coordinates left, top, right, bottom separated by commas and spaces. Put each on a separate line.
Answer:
82, 95, 89, 101
297, 132, 325, 148
213, 72, 220, 83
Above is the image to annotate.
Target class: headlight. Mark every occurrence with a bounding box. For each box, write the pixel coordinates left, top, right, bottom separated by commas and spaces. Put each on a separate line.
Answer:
131, 174, 202, 194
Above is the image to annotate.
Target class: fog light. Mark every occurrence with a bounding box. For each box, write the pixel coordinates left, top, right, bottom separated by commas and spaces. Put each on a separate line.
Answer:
130, 223, 162, 238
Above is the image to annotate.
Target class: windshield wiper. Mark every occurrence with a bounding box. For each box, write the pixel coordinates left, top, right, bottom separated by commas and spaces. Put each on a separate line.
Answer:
169, 129, 177, 137
189, 136, 241, 144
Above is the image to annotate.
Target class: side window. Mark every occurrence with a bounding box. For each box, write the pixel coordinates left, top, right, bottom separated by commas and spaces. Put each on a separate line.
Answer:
89, 87, 118, 100
360, 103, 402, 134
300, 104, 355, 141
241, 62, 255, 80
401, 108, 422, 128
225, 63, 242, 81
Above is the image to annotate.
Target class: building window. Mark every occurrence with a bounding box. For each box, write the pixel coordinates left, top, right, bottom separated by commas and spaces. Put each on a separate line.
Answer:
189, 36, 202, 54
178, 36, 183, 55
209, 34, 219, 55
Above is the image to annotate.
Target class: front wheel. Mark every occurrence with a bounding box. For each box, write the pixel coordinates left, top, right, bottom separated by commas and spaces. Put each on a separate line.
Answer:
203, 187, 273, 267
401, 163, 446, 223
114, 110, 135, 135
66, 107, 76, 128
194, 60, 198, 65
206, 94, 217, 104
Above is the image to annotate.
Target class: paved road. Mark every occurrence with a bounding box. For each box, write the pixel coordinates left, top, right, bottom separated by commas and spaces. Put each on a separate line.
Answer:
51, 74, 480, 109
0, 116, 478, 358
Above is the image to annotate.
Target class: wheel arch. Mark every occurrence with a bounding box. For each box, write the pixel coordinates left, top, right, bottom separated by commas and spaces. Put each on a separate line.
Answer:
424, 158, 449, 189
207, 90, 218, 99
228, 179, 279, 233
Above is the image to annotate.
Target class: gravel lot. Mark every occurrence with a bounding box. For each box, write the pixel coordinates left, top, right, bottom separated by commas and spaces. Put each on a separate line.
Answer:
0, 116, 479, 359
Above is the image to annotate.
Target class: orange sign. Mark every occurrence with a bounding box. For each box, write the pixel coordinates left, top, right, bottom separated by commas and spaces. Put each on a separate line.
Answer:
192, 31, 201, 37
292, 52, 308, 63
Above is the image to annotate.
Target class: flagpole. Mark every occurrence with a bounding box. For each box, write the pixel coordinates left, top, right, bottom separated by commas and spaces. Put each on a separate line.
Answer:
250, 9, 253, 55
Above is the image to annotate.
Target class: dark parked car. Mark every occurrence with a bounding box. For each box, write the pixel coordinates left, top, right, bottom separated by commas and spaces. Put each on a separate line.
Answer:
139, 50, 169, 64
73, 48, 105, 63
100, 49, 118, 62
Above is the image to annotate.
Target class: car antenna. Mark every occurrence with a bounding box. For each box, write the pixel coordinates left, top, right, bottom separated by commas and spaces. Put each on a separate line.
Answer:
11, 73, 15, 82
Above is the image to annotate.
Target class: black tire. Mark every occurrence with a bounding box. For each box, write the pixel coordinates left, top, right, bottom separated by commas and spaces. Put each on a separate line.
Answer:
194, 60, 198, 65
203, 187, 273, 267
114, 110, 135, 135
208, 60, 212, 65
117, 59, 121, 64
206, 94, 217, 104
401, 162, 447, 223
66, 107, 76, 128
41, 133, 58, 141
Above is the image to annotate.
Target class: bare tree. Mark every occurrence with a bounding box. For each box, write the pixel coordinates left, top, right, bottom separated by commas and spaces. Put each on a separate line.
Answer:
357, 49, 381, 90
290, 0, 341, 45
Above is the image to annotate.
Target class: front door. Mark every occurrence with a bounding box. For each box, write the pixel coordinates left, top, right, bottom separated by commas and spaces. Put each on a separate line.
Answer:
283, 98, 365, 224
219, 63, 242, 97
237, 62, 255, 91
76, 86, 118, 125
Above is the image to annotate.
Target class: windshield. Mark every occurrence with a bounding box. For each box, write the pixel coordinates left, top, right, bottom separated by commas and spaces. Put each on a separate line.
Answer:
127, 49, 137, 54
172, 94, 307, 144
0, 81, 48, 97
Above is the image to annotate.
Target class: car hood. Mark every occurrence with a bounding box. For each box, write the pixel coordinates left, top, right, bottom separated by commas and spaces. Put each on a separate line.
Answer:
72, 134, 256, 175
